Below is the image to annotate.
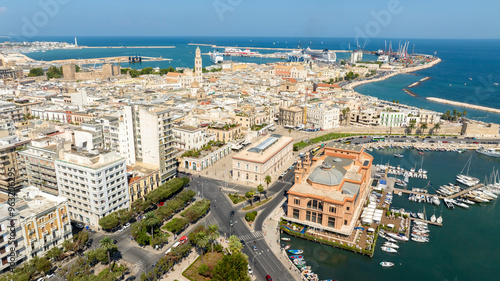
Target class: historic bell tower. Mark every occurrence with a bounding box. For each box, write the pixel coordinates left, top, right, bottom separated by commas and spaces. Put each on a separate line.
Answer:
194, 47, 202, 82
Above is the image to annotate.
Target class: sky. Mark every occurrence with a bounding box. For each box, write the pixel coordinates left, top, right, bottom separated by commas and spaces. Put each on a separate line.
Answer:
0, 0, 500, 39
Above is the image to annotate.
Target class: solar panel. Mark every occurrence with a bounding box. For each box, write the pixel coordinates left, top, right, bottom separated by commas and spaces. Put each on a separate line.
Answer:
248, 136, 280, 153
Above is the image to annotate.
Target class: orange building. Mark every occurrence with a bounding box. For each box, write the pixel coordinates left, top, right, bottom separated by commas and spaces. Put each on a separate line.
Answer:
286, 142, 373, 236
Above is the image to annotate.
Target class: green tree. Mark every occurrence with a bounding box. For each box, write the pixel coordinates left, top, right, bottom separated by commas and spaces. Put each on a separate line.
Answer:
100, 237, 117, 270
195, 231, 209, 264
264, 175, 271, 199
46, 246, 64, 261
256, 184, 264, 200
30, 256, 51, 275
28, 68, 44, 77
420, 123, 428, 135
228, 235, 242, 254
46, 66, 63, 79
212, 252, 250, 281
433, 123, 441, 135
207, 224, 220, 252
408, 119, 416, 135
144, 211, 161, 240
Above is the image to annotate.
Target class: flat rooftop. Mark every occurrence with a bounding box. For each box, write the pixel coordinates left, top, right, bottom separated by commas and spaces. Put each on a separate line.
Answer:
233, 134, 293, 164
326, 141, 363, 152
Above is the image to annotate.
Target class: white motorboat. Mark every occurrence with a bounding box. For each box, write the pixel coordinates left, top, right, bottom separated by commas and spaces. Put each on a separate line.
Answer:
412, 236, 429, 242
381, 246, 398, 253
386, 232, 409, 242
380, 261, 395, 267
451, 199, 469, 208
383, 242, 399, 249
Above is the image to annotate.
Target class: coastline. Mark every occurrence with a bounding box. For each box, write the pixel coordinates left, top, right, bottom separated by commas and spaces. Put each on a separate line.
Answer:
426, 97, 500, 114
344, 58, 442, 90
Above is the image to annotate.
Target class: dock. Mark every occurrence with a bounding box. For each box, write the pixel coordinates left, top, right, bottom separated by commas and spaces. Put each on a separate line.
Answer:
393, 183, 484, 200
189, 43, 351, 52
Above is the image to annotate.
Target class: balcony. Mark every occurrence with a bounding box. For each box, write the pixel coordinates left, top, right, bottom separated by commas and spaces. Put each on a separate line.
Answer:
30, 237, 37, 242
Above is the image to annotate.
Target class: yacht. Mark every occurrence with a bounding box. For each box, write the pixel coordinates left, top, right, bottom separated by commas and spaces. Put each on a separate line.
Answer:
430, 214, 436, 222
451, 199, 469, 208
386, 232, 409, 242
436, 216, 443, 224
411, 236, 429, 243
443, 198, 455, 209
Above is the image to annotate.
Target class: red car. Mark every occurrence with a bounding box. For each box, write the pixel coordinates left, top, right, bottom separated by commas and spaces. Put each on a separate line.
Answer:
266, 275, 273, 281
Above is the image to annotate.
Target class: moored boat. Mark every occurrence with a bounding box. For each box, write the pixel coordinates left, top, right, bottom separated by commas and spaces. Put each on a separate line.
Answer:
289, 249, 303, 254
380, 261, 395, 267
381, 246, 398, 253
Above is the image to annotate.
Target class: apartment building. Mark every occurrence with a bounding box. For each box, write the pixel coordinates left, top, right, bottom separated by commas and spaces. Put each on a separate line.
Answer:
55, 150, 129, 227
307, 104, 340, 130
172, 126, 213, 151
279, 107, 303, 128
119, 105, 177, 183
0, 135, 31, 193
17, 186, 72, 260
0, 203, 25, 273
127, 163, 160, 204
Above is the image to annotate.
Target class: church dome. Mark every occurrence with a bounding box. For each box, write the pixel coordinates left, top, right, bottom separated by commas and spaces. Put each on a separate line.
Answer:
308, 162, 344, 186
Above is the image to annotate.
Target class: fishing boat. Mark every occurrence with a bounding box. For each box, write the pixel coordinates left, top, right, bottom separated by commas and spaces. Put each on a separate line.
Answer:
380, 261, 395, 267
476, 147, 500, 158
284, 245, 291, 250
290, 255, 303, 260
394, 154, 404, 158
289, 249, 303, 254
383, 242, 399, 249
418, 151, 424, 155
281, 237, 291, 241
381, 246, 397, 253
300, 266, 311, 271
293, 260, 306, 265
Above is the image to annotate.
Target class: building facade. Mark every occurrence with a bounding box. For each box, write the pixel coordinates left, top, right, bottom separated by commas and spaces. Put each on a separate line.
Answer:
206, 124, 242, 142
307, 105, 340, 130
0, 203, 25, 273
17, 187, 72, 260
173, 126, 213, 151
232, 134, 293, 184
279, 107, 303, 127
0, 136, 31, 193
379, 111, 405, 127
127, 163, 160, 204
55, 150, 129, 227
119, 105, 177, 183
286, 143, 373, 236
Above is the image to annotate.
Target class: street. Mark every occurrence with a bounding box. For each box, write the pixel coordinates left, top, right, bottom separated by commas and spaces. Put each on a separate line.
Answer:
186, 166, 296, 281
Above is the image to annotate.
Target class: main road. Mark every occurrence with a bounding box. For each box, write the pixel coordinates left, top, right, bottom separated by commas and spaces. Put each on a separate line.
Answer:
184, 166, 297, 281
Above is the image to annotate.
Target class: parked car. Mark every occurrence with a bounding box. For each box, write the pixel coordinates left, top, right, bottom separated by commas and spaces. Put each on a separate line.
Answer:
46, 272, 55, 278
240, 240, 246, 247
124, 223, 131, 228
75, 223, 84, 229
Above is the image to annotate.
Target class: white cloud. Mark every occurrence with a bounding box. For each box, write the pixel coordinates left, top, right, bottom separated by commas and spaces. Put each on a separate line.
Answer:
0, 7, 7, 14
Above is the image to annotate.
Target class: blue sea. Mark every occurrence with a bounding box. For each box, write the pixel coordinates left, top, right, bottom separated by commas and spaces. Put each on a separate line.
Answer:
13, 36, 500, 124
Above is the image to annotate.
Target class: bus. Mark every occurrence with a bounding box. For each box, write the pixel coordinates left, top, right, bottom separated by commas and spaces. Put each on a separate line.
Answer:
371, 136, 385, 142
310, 146, 321, 156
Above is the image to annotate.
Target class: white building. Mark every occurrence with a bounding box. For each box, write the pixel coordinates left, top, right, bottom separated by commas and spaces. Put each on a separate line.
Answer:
71, 90, 88, 107
307, 104, 340, 130
173, 126, 214, 150
379, 111, 406, 127
55, 150, 129, 227
119, 105, 176, 183
0, 203, 25, 272
74, 123, 104, 150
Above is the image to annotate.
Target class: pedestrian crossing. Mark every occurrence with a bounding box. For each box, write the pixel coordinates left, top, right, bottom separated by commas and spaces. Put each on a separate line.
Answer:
239, 231, 263, 242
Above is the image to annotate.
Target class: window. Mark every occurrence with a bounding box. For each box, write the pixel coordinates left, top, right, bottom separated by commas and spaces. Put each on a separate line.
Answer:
255, 175, 257, 181
344, 220, 348, 225
255, 165, 258, 172
328, 217, 336, 228
237, 162, 240, 168
306, 211, 311, 221
346, 206, 350, 211
246, 174, 249, 180
329, 206, 337, 214
246, 164, 249, 170
317, 213, 322, 225
307, 200, 323, 211
293, 209, 300, 219
294, 199, 300, 205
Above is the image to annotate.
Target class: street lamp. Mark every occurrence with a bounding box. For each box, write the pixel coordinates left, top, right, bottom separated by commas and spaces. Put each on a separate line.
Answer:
252, 252, 262, 266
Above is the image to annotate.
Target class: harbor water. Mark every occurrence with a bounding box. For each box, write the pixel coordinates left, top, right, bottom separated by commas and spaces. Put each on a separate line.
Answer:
282, 149, 500, 281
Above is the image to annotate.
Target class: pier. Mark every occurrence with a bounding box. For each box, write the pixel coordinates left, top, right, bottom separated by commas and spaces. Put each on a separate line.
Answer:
393, 183, 485, 200
403, 88, 419, 97
427, 97, 500, 114
81, 46, 175, 49
189, 43, 351, 52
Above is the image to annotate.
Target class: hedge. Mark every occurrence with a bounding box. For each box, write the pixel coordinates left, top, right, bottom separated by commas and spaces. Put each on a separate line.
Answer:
245, 211, 257, 222
165, 218, 189, 234
182, 199, 211, 222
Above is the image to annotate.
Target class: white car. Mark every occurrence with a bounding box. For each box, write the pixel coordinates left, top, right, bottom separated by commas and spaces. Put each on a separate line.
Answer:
124, 223, 131, 228
46, 273, 55, 278
118, 226, 125, 232
36, 278, 45, 281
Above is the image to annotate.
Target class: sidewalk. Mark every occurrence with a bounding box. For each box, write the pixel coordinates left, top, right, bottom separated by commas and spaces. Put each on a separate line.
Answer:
160, 250, 199, 281
261, 198, 304, 281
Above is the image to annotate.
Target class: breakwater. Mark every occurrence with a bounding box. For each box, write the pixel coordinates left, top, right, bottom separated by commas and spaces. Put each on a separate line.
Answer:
426, 97, 500, 114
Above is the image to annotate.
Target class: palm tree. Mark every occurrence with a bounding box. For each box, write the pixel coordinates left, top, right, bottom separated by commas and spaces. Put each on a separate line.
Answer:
228, 235, 243, 254
408, 120, 416, 135
207, 224, 220, 252
264, 175, 272, 193
433, 123, 441, 135
100, 237, 115, 269
462, 110, 467, 118
144, 212, 161, 240
420, 123, 428, 135
256, 184, 264, 201
195, 231, 209, 264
